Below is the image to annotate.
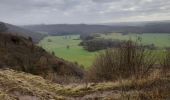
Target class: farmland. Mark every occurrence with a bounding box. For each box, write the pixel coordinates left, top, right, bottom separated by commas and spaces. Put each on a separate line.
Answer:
101, 33, 170, 47
39, 33, 170, 68
39, 35, 97, 68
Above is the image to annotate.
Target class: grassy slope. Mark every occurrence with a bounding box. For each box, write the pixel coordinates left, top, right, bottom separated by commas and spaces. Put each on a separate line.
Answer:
0, 69, 169, 100
39, 33, 170, 68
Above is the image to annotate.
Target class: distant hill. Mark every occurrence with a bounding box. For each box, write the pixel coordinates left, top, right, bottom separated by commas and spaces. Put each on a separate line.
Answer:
141, 21, 170, 33
102, 20, 170, 26
22, 24, 139, 35
0, 22, 46, 43
23, 21, 170, 36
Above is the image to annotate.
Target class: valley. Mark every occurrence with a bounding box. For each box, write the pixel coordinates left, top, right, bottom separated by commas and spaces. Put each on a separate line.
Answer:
39, 33, 170, 68
1, 0, 170, 99
39, 35, 97, 68
0, 21, 170, 100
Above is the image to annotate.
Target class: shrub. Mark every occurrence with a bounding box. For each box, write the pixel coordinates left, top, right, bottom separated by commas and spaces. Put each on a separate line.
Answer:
51, 51, 55, 56
161, 50, 170, 75
88, 40, 156, 82
47, 39, 52, 42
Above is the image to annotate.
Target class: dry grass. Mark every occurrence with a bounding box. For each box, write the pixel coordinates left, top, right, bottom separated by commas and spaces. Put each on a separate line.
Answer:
0, 68, 169, 100
0, 69, 66, 100
0, 91, 16, 100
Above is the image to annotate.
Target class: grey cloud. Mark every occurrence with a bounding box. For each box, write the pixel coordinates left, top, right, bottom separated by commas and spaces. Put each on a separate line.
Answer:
0, 0, 170, 25
92, 0, 120, 3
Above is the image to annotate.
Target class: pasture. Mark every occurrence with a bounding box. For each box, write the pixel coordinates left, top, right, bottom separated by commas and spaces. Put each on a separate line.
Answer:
39, 33, 170, 68
39, 35, 97, 68
101, 33, 170, 47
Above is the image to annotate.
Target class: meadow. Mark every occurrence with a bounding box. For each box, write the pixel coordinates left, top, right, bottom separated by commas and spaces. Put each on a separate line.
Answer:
101, 33, 170, 48
39, 35, 97, 68
39, 33, 170, 68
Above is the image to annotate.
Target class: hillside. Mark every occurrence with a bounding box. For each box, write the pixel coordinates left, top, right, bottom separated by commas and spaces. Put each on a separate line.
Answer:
22, 24, 140, 35
0, 22, 46, 43
0, 69, 169, 100
23, 21, 170, 36
0, 31, 169, 100
0, 33, 84, 82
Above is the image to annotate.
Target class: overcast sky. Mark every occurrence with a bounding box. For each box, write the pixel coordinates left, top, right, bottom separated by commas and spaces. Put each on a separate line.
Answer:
0, 0, 170, 25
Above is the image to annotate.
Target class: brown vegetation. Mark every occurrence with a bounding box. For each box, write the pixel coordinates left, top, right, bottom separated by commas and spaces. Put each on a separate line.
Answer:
0, 68, 169, 100
161, 50, 170, 76
0, 33, 84, 83
0, 31, 169, 99
88, 40, 156, 82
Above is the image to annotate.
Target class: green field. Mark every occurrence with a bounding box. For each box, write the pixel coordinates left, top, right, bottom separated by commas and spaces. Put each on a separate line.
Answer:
101, 33, 170, 47
39, 35, 97, 68
39, 33, 170, 68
